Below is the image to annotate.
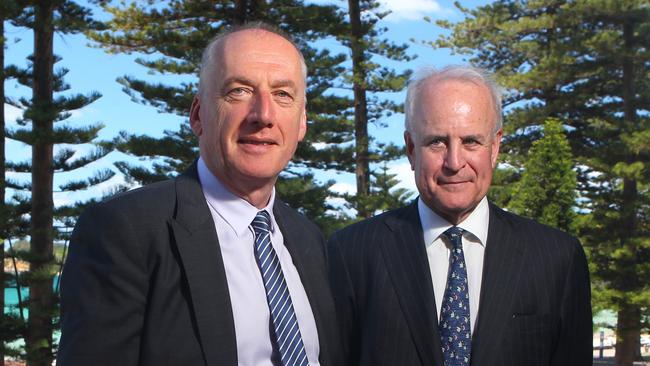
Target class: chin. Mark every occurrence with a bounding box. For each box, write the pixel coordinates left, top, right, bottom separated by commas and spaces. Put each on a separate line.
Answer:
435, 200, 475, 219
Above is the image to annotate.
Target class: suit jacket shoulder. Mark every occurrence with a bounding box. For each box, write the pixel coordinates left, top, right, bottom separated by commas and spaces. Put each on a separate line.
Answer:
471, 202, 592, 366
490, 203, 578, 244
59, 165, 231, 366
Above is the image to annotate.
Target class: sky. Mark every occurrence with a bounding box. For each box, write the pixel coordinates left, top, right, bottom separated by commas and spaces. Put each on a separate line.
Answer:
3, 0, 490, 210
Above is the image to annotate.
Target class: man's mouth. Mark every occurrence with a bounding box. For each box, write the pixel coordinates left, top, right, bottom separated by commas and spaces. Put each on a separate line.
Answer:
438, 180, 470, 186
239, 138, 276, 145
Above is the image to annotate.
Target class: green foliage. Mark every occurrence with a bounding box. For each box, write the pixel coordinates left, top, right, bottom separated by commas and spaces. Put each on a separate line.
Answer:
276, 174, 351, 238
363, 163, 414, 214
8, 57, 112, 232
509, 118, 577, 233
487, 164, 519, 208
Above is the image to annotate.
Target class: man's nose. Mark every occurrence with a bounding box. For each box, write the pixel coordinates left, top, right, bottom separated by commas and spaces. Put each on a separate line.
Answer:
443, 143, 465, 172
248, 92, 274, 127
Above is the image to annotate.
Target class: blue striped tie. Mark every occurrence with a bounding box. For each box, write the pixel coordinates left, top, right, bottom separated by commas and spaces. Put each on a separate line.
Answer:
439, 226, 471, 366
251, 211, 309, 366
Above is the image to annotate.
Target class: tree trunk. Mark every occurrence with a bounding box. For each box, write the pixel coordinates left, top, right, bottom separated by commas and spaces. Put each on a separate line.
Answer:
347, 0, 371, 218
28, 1, 55, 366
614, 19, 641, 366
234, 0, 248, 24
615, 305, 640, 366
233, 0, 264, 26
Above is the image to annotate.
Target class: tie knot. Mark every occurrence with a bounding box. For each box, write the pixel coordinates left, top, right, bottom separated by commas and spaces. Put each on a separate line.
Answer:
442, 226, 464, 248
251, 210, 271, 235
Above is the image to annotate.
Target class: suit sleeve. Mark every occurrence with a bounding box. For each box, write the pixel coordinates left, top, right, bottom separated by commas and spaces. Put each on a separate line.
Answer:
551, 238, 592, 366
327, 234, 359, 366
57, 203, 148, 365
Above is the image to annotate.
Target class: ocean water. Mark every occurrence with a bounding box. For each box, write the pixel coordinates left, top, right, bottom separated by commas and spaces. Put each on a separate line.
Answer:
4, 276, 60, 317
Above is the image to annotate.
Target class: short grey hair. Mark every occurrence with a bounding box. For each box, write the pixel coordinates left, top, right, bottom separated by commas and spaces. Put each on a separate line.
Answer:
198, 22, 308, 97
404, 65, 503, 134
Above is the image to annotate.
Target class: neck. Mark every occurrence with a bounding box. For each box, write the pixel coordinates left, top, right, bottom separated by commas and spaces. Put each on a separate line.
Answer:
237, 187, 274, 209
216, 173, 276, 210
432, 206, 474, 226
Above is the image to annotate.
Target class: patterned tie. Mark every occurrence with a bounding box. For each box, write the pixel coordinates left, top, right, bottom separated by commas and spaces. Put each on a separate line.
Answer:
251, 211, 309, 366
438, 226, 471, 366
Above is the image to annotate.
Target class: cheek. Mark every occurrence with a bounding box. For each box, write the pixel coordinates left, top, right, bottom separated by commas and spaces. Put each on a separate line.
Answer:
468, 151, 494, 178
414, 151, 442, 182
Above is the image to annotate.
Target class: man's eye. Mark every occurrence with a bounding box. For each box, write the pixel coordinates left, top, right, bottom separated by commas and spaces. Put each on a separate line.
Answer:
225, 87, 252, 100
275, 90, 293, 99
428, 138, 445, 146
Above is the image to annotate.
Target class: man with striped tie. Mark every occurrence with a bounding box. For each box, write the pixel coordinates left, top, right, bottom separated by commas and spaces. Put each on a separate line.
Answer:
58, 23, 342, 366
328, 65, 592, 366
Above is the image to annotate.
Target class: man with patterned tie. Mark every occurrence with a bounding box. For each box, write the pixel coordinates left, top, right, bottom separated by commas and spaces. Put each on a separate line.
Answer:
328, 65, 592, 366
58, 23, 343, 366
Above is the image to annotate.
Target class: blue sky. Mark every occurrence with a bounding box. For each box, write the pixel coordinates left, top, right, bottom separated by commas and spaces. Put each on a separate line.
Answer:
4, 0, 489, 209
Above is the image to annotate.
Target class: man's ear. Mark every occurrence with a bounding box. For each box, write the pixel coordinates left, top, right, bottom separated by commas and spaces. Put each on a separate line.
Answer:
404, 130, 416, 171
491, 128, 503, 168
189, 96, 202, 136
297, 108, 307, 141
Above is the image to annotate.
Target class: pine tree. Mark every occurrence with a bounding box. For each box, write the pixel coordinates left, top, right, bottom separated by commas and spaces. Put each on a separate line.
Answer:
509, 118, 576, 233
431, 1, 649, 363
366, 163, 414, 214
341, 0, 413, 218
4, 2, 108, 364
2, 2, 29, 363
88, 0, 357, 233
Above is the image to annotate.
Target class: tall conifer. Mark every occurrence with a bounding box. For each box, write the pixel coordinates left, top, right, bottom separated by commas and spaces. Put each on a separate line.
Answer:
5, 2, 107, 364
342, 0, 413, 218
509, 118, 577, 232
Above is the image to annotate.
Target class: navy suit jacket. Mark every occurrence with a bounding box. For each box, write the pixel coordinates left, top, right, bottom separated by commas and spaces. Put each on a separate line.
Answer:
328, 200, 592, 366
58, 164, 343, 365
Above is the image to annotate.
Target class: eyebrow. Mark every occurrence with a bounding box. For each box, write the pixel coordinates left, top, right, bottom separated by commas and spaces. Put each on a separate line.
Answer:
221, 76, 256, 88
461, 134, 487, 141
419, 133, 488, 142
221, 76, 298, 90
270, 79, 298, 90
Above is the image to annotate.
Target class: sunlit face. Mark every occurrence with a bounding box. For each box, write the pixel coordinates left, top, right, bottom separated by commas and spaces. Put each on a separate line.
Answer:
190, 29, 307, 200
405, 78, 502, 224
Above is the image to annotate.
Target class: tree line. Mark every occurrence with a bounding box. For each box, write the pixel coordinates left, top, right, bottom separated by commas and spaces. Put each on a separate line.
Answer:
1, 1, 648, 366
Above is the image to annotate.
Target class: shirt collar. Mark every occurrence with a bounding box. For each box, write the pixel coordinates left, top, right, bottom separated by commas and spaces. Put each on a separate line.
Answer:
197, 157, 276, 237
418, 195, 490, 248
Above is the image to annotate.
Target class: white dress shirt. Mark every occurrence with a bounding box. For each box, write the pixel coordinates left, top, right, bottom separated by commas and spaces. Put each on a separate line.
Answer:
197, 158, 320, 366
418, 196, 490, 334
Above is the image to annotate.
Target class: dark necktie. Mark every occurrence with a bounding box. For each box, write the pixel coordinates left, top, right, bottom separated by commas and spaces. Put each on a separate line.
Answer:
251, 211, 309, 366
438, 226, 471, 366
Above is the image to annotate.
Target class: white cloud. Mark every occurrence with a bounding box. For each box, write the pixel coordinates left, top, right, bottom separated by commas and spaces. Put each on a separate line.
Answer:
387, 161, 417, 193
329, 181, 356, 195
4, 104, 23, 124
379, 0, 451, 21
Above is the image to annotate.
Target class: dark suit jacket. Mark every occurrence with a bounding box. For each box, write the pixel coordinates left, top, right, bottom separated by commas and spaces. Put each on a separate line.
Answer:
58, 164, 343, 366
328, 200, 592, 366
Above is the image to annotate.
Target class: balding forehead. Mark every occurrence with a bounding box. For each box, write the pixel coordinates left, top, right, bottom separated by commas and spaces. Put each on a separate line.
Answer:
198, 28, 307, 97
412, 79, 497, 132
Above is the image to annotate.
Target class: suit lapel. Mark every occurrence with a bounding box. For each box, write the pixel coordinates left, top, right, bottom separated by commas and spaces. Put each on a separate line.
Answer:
470, 204, 526, 365
170, 165, 237, 366
379, 202, 444, 366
